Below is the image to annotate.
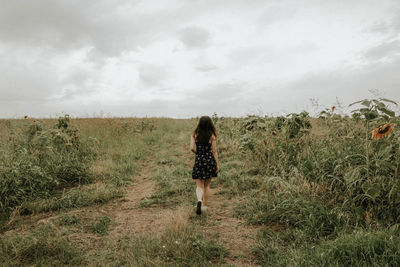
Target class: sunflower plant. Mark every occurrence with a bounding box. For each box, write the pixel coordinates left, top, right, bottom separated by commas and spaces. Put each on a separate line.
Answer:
342, 98, 400, 222
349, 98, 397, 122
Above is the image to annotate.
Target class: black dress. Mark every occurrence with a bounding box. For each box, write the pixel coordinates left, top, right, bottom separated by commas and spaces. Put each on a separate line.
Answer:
192, 141, 218, 179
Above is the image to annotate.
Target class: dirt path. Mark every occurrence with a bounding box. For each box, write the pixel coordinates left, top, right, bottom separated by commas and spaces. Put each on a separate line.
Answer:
104, 160, 172, 237
204, 190, 260, 266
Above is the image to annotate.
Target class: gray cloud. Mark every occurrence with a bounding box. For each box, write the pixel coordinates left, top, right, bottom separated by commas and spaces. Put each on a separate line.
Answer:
365, 4, 400, 38
0, 48, 59, 102
0, 0, 399, 118
195, 64, 218, 72
193, 81, 246, 100
390, 5, 400, 32
282, 55, 400, 112
174, 81, 254, 116
228, 43, 317, 68
0, 1, 111, 52
0, 1, 209, 56
255, 4, 296, 28
229, 45, 275, 67
138, 63, 169, 88
178, 26, 212, 49
363, 40, 400, 61
368, 21, 392, 35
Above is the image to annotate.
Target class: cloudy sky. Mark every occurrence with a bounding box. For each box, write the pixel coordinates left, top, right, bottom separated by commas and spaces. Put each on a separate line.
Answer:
1, 0, 399, 118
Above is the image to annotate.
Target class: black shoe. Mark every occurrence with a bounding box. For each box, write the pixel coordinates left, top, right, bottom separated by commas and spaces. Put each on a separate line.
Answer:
196, 201, 202, 215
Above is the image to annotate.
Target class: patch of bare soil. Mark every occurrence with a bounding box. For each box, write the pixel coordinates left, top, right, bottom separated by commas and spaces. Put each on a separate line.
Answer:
104, 163, 171, 237
205, 189, 260, 267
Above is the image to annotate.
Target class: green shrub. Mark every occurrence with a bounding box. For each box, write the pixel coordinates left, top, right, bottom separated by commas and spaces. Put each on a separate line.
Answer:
60, 214, 80, 225
236, 193, 341, 239
213, 99, 400, 266
253, 228, 302, 266
229, 99, 400, 227
0, 115, 97, 220
92, 215, 112, 235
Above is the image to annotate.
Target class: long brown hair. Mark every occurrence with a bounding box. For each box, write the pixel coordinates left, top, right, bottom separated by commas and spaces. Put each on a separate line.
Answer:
193, 116, 217, 143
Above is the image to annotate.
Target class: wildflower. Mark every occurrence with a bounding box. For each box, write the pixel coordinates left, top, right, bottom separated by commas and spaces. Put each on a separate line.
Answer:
24, 115, 28, 119
371, 123, 394, 139
175, 240, 179, 244
331, 106, 336, 112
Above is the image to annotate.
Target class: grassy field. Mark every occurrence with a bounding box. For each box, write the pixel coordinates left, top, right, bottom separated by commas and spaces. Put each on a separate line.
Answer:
1, 98, 400, 266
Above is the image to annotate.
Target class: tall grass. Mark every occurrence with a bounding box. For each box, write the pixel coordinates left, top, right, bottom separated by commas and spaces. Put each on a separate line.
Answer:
0, 224, 83, 266
0, 116, 96, 223
0, 116, 160, 228
213, 98, 400, 265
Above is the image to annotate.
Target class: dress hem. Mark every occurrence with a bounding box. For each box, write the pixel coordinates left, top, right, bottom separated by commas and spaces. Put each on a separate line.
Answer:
192, 176, 217, 180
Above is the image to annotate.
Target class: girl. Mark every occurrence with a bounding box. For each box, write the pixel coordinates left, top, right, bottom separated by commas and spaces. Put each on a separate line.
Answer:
190, 116, 219, 215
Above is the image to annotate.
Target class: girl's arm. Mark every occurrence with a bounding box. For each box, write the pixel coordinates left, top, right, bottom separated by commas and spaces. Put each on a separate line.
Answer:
211, 135, 219, 172
190, 134, 196, 154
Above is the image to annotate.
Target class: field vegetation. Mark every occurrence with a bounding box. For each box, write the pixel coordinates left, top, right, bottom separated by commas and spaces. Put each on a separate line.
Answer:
0, 97, 399, 266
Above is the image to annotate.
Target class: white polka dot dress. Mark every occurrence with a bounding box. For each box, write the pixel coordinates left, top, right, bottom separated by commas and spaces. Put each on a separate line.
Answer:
192, 141, 217, 179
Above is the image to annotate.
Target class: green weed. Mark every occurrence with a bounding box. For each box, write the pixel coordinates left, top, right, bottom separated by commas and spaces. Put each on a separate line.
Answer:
19, 184, 123, 214
60, 214, 80, 226
301, 229, 400, 266
92, 215, 112, 236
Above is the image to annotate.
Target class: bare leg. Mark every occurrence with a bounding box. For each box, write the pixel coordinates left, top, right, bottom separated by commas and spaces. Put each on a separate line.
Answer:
203, 178, 211, 206
195, 179, 205, 202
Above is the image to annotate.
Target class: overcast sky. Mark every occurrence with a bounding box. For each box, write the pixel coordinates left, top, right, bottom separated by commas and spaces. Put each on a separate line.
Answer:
1, 0, 399, 118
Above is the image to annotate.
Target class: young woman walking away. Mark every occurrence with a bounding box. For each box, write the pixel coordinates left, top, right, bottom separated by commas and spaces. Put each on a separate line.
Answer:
190, 116, 219, 215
